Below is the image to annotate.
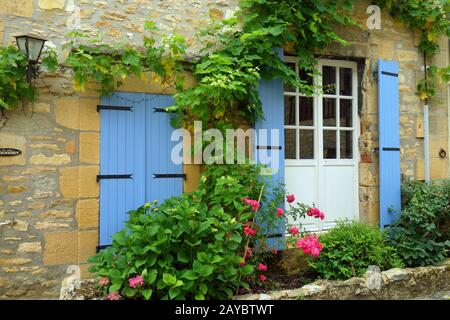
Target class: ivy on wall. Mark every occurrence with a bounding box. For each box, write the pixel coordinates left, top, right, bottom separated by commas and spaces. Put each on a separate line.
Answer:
0, 0, 449, 123
374, 0, 450, 101
0, 46, 36, 110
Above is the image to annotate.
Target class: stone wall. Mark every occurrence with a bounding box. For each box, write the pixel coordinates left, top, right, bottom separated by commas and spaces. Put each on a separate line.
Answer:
316, 1, 449, 224
0, 0, 449, 299
234, 259, 450, 300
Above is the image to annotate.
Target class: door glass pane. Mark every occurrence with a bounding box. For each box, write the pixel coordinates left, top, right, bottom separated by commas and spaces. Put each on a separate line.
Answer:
284, 96, 296, 125
322, 66, 336, 94
285, 129, 297, 159
323, 130, 337, 159
284, 63, 296, 92
340, 131, 353, 159
339, 68, 352, 96
323, 98, 336, 127
299, 130, 314, 159
340, 99, 353, 128
299, 97, 313, 126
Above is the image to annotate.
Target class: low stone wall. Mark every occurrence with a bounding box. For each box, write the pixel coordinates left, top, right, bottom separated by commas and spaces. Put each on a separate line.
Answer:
61, 259, 450, 300
234, 259, 450, 300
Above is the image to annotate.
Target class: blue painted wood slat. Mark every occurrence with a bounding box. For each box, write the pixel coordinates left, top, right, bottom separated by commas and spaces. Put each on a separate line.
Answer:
378, 60, 401, 229
255, 48, 286, 249
99, 93, 182, 245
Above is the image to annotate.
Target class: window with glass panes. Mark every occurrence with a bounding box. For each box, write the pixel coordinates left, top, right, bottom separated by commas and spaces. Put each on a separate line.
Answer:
284, 59, 356, 161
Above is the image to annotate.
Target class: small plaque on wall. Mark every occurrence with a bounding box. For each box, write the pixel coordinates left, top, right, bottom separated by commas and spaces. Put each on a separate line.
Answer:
0, 148, 22, 157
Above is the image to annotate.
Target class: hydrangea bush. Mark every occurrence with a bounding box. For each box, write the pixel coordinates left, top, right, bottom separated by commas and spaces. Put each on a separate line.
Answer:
89, 164, 326, 300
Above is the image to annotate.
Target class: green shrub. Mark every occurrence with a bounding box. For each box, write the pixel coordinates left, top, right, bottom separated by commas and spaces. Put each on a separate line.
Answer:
387, 179, 450, 267
89, 194, 251, 300
88, 164, 284, 300
309, 220, 403, 280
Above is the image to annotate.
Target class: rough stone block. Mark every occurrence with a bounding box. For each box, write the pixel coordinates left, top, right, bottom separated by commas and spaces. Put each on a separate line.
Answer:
18, 242, 42, 253
0, 0, 33, 17
76, 199, 99, 229
78, 230, 98, 263
79, 132, 100, 164
30, 153, 71, 165
38, 0, 65, 10
55, 98, 100, 131
60, 166, 99, 198
43, 231, 78, 265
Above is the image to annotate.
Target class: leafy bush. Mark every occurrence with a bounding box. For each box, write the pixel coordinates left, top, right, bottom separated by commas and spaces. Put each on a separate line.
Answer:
89, 194, 251, 300
309, 220, 403, 280
88, 163, 328, 299
89, 164, 284, 300
387, 179, 450, 267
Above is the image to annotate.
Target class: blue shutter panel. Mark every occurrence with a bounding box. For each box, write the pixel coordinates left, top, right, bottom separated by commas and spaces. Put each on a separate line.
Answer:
99, 93, 182, 246
99, 93, 146, 246
378, 60, 401, 229
255, 48, 285, 249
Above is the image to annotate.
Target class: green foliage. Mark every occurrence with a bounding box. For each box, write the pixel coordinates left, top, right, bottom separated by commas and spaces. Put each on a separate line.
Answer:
387, 179, 450, 267
64, 28, 186, 96
309, 220, 403, 280
0, 46, 58, 111
374, 0, 449, 56
0, 46, 35, 110
374, 0, 450, 100
89, 195, 246, 300
172, 0, 359, 129
89, 163, 285, 300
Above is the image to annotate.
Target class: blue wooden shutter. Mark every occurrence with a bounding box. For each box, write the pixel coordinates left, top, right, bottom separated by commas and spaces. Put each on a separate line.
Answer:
99, 93, 146, 246
255, 48, 285, 249
146, 94, 183, 203
99, 93, 182, 246
378, 60, 401, 229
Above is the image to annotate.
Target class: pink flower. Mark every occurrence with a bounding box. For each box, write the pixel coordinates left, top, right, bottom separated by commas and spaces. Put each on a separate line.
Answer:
244, 222, 257, 237
106, 292, 121, 300
257, 263, 267, 271
287, 194, 295, 203
129, 274, 144, 288
98, 277, 109, 287
243, 198, 260, 212
271, 249, 278, 255
289, 226, 299, 236
296, 235, 323, 257
244, 247, 253, 259
276, 208, 284, 217
259, 275, 266, 282
307, 207, 325, 220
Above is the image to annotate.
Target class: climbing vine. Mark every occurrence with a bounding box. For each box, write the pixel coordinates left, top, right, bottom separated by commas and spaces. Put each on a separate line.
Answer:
374, 0, 450, 101
0, 46, 34, 111
0, 45, 58, 113
1, 0, 449, 120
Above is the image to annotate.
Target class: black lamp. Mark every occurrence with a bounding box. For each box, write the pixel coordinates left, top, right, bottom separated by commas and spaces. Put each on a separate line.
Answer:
15, 34, 47, 83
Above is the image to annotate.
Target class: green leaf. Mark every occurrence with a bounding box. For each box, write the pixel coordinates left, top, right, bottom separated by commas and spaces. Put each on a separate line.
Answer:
142, 289, 153, 300
109, 283, 121, 293
162, 273, 177, 287
177, 250, 189, 263
181, 270, 198, 281
169, 287, 181, 299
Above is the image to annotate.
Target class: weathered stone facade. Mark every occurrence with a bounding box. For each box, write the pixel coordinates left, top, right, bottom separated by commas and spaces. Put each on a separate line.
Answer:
0, 0, 449, 299
234, 259, 450, 300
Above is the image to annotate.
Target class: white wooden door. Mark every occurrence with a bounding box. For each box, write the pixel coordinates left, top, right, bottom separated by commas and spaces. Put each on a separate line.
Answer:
284, 58, 359, 231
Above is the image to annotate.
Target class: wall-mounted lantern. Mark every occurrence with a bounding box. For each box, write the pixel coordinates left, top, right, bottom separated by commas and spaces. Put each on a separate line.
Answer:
14, 34, 47, 84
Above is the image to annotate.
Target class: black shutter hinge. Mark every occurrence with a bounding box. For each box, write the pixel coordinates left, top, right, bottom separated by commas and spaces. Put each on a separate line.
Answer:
96, 174, 133, 182
97, 105, 133, 112
153, 173, 186, 180
256, 146, 282, 150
